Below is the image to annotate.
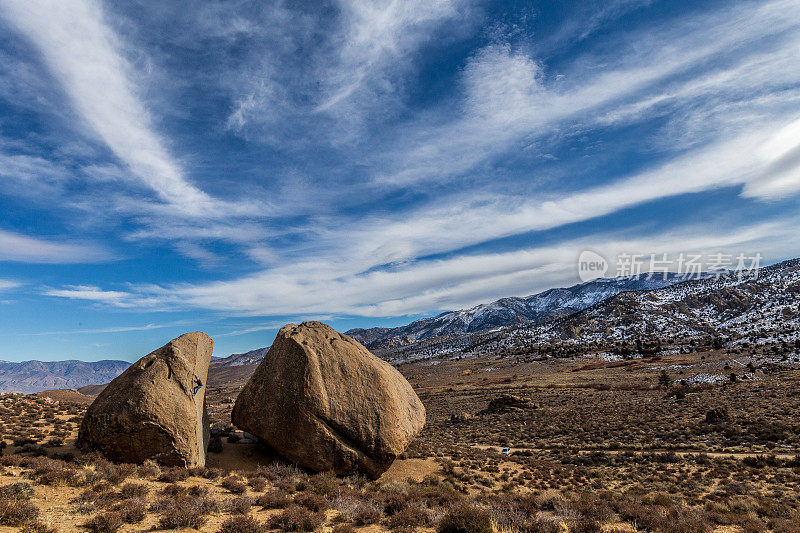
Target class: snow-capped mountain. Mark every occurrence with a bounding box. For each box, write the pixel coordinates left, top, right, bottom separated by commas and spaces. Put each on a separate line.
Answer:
347, 272, 699, 348
393, 258, 800, 361
210, 347, 270, 368
528, 257, 800, 345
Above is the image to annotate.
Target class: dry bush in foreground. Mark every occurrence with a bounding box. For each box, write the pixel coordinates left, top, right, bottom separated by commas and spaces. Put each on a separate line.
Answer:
218, 514, 268, 533
437, 505, 493, 533
268, 504, 325, 532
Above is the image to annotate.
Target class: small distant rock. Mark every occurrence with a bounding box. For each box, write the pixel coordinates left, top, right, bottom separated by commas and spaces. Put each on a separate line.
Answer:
481, 394, 536, 414
450, 412, 473, 423
77, 332, 213, 467
232, 321, 425, 478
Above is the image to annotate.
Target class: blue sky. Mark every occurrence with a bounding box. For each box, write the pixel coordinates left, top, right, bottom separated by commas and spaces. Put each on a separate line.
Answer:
0, 0, 799, 362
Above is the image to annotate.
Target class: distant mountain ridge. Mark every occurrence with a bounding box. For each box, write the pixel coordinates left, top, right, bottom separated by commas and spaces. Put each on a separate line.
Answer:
531, 258, 800, 344
346, 272, 701, 349
386, 258, 800, 361
210, 347, 270, 368
0, 359, 131, 394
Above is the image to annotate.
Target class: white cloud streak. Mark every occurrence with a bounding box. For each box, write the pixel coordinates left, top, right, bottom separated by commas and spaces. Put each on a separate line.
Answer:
0, 280, 20, 291
45, 216, 797, 318
0, 0, 214, 213
0, 230, 111, 263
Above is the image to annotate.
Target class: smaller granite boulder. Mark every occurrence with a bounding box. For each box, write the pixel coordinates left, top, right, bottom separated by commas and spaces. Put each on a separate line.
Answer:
232, 322, 425, 478
77, 332, 213, 467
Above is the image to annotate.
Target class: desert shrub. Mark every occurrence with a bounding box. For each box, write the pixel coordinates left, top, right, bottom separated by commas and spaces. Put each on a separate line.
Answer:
159, 483, 188, 498
275, 476, 300, 493
119, 482, 149, 498
137, 459, 160, 479
156, 495, 217, 529
83, 511, 123, 532
21, 520, 59, 533
332, 524, 356, 533
388, 504, 432, 530
0, 481, 35, 500
158, 467, 190, 483
0, 454, 23, 467
202, 467, 224, 480
0, 498, 39, 526
260, 461, 302, 482
308, 473, 339, 497
257, 490, 292, 509
377, 491, 408, 515
221, 476, 248, 494
437, 505, 492, 533
536, 490, 564, 511
224, 496, 253, 515
186, 465, 221, 479
248, 476, 267, 492
98, 462, 136, 485
189, 484, 211, 497
51, 452, 74, 463
558, 495, 615, 523
352, 502, 383, 525
268, 505, 325, 532
294, 491, 330, 512
218, 514, 267, 533
112, 498, 146, 523
571, 518, 603, 533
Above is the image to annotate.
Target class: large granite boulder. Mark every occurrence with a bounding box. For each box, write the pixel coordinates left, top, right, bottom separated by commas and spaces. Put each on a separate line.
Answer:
77, 332, 213, 467
232, 322, 425, 478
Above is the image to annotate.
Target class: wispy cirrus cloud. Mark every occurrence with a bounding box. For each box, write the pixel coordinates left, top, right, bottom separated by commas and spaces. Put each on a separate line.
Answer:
0, 229, 111, 263
0, 280, 20, 291
376, 0, 800, 189
21, 321, 189, 336
0, 0, 215, 214
44, 217, 795, 317
226, 0, 471, 140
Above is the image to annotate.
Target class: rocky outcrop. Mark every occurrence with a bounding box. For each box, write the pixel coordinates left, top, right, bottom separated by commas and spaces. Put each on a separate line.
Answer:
232, 322, 425, 478
76, 332, 213, 467
481, 394, 536, 414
